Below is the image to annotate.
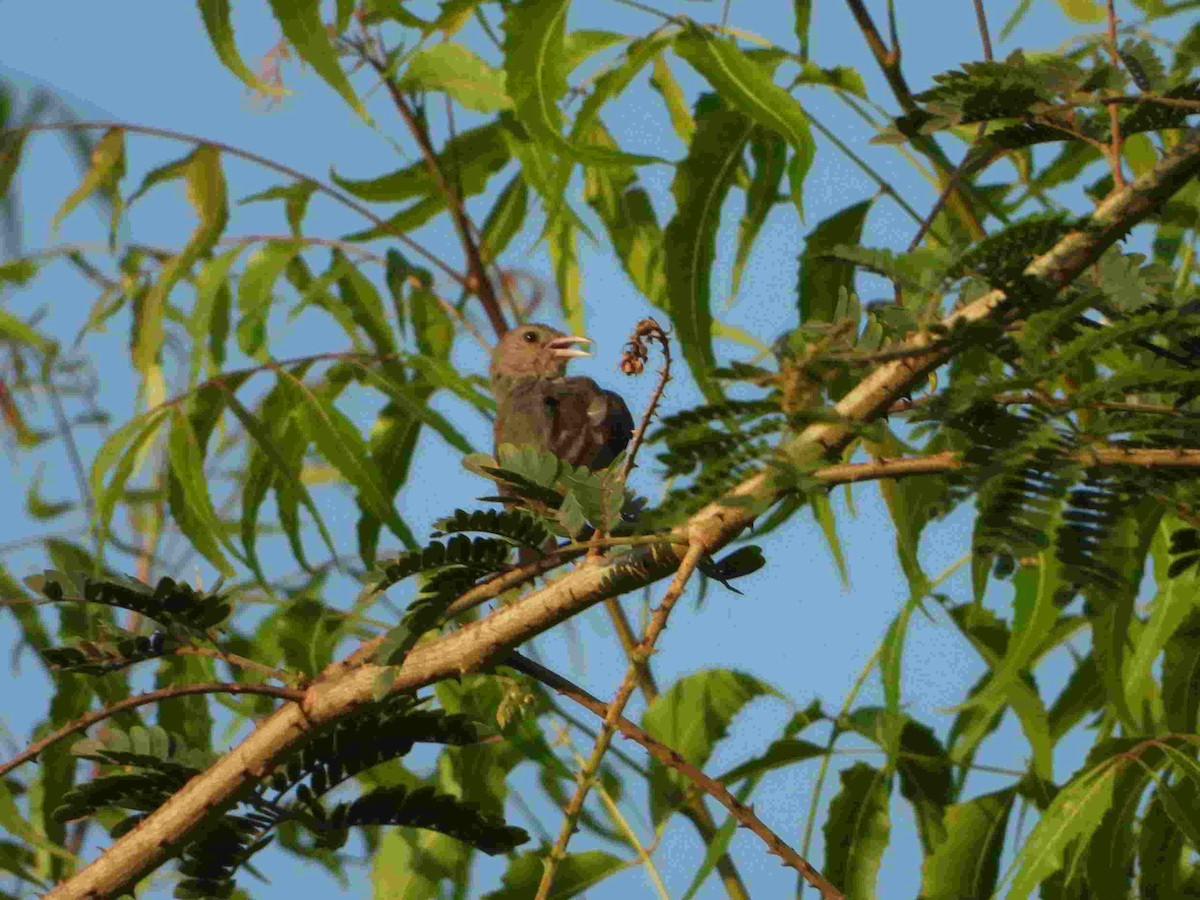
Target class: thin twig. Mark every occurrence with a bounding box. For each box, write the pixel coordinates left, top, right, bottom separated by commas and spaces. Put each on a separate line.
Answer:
1105, 0, 1127, 189
172, 646, 301, 685
536, 543, 707, 899
361, 49, 508, 339
0, 683, 303, 779
906, 0, 1001, 253
1, 121, 468, 290
972, 0, 995, 62
509, 652, 845, 900
618, 319, 673, 487
42, 376, 93, 519
841, 0, 988, 240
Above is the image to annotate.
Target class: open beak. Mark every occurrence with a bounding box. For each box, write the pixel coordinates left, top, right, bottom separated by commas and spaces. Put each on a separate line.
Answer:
547, 335, 594, 360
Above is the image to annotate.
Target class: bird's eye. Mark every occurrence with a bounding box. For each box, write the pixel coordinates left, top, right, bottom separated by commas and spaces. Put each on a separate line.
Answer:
522, 330, 538, 343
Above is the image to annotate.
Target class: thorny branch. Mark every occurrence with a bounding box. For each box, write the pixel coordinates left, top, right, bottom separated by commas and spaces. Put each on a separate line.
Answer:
507, 652, 846, 900
43, 129, 1200, 900
0, 683, 303, 780
535, 543, 707, 899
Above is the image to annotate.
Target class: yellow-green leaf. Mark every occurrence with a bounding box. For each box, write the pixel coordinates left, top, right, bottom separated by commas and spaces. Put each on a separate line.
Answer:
51, 127, 124, 232
197, 0, 288, 97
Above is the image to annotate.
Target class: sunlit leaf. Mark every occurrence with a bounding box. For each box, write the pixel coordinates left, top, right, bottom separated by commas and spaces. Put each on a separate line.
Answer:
642, 668, 778, 824
197, 0, 288, 97
824, 763, 890, 899
400, 43, 511, 113
265, 0, 369, 120
503, 0, 660, 167
664, 106, 754, 401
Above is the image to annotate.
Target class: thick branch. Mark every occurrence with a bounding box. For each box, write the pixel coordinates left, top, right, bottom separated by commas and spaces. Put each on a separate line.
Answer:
47, 129, 1200, 900
507, 653, 845, 900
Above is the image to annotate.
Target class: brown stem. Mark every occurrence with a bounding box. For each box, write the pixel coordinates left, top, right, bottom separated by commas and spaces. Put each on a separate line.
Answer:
508, 652, 845, 900
619, 320, 673, 488
841, 0, 988, 241
364, 55, 508, 339
815, 447, 1200, 484
906, 0, 998, 253
0, 683, 303, 779
173, 647, 300, 685
535, 544, 707, 899
889, 391, 1183, 417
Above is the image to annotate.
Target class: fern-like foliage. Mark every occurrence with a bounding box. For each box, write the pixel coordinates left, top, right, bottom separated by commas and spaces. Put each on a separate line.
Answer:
262, 694, 487, 804
880, 45, 1199, 160
54, 695, 524, 898
431, 507, 553, 547
321, 785, 527, 856
41, 629, 176, 675
24, 571, 231, 633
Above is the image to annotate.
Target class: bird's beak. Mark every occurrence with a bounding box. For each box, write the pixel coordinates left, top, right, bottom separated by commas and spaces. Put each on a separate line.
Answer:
546, 335, 594, 360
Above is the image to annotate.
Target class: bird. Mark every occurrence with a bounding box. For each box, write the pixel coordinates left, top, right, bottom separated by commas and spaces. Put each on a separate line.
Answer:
489, 323, 635, 563
489, 323, 634, 473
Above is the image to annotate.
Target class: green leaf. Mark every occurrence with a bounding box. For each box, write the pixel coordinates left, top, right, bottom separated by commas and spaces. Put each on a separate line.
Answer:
51, 127, 124, 232
286, 374, 415, 548
664, 106, 754, 402
675, 25, 814, 158
1053, 0, 1104, 21
483, 849, 623, 899
189, 245, 245, 382
793, 0, 813, 60
237, 240, 301, 357
1125, 526, 1200, 729
91, 408, 172, 552
265, 0, 369, 120
823, 763, 890, 899
332, 124, 508, 203
220, 384, 339, 574
732, 129, 787, 299
583, 139, 666, 308
845, 708, 953, 852
562, 29, 625, 72
502, 0, 659, 167
950, 561, 1056, 772
198, 0, 287, 97
333, 250, 397, 356
1163, 608, 1200, 734
136, 145, 228, 372
642, 669, 778, 824
166, 395, 240, 577
715, 737, 826, 785
1003, 760, 1120, 898
0, 307, 53, 352
239, 181, 317, 235
919, 789, 1015, 899
549, 218, 583, 335
479, 174, 529, 263
650, 53, 695, 144
797, 199, 871, 324
400, 43, 511, 112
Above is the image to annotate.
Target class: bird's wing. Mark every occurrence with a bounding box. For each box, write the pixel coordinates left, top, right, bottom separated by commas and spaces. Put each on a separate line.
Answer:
550, 377, 634, 470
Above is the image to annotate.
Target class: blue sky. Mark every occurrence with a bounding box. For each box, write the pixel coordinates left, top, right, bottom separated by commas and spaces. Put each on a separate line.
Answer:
0, 1, 1152, 897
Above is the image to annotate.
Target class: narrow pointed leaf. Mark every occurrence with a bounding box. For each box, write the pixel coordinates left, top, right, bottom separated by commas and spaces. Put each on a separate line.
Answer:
265, 0, 369, 120
664, 107, 754, 401
198, 0, 287, 97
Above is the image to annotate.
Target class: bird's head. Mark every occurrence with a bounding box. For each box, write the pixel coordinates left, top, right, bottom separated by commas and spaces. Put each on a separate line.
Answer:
489, 323, 593, 382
